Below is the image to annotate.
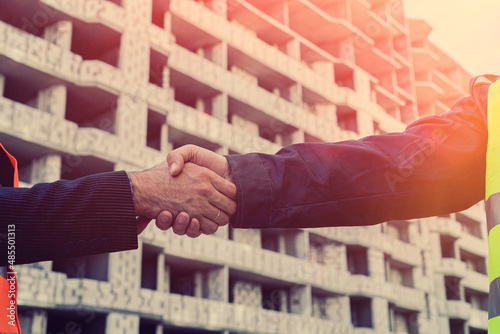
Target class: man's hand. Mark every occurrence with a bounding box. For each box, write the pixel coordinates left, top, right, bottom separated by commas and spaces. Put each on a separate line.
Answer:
131, 161, 236, 235
159, 145, 237, 237
168, 145, 234, 183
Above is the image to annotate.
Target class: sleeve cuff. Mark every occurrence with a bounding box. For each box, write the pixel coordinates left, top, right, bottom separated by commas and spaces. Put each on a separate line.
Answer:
226, 153, 274, 229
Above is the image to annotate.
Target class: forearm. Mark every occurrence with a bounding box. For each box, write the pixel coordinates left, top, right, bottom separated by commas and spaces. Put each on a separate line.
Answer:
228, 94, 488, 229
0, 171, 137, 265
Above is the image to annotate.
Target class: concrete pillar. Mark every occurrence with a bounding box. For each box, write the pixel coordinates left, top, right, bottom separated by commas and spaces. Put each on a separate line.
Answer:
115, 95, 148, 149
207, 41, 228, 69
283, 230, 308, 259
357, 110, 375, 137
285, 39, 301, 60
326, 296, 350, 325
29, 154, 62, 183
122, 0, 152, 23
373, 298, 389, 332
160, 123, 172, 155
43, 20, 72, 50
106, 313, 140, 334
196, 97, 207, 114
289, 285, 311, 316
368, 248, 385, 282
206, 266, 229, 302
119, 32, 150, 89
323, 243, 347, 271
163, 264, 170, 293
288, 84, 303, 106
194, 271, 204, 298
353, 69, 372, 100
0, 74, 5, 96
212, 93, 228, 121
156, 253, 165, 292
37, 85, 67, 118
19, 310, 47, 334
288, 129, 305, 145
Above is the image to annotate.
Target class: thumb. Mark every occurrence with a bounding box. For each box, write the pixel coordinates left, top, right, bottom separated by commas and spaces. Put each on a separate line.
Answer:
167, 145, 195, 176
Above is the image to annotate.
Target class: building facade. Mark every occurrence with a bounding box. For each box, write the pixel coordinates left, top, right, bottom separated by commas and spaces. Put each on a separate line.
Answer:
0, 0, 488, 333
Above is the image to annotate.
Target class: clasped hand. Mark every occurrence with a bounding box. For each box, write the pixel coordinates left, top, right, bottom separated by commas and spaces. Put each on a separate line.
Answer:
132, 145, 236, 237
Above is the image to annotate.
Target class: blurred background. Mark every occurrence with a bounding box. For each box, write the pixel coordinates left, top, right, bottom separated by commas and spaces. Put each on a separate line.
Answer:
0, 0, 488, 333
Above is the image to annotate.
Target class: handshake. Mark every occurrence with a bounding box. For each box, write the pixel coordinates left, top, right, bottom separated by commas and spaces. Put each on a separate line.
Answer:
131, 145, 237, 238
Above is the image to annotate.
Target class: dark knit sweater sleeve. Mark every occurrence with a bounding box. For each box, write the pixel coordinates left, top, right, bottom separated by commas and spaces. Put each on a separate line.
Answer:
0, 171, 138, 265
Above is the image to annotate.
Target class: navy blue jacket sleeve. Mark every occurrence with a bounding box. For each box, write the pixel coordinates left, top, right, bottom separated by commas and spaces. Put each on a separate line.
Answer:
227, 76, 492, 229
0, 171, 138, 265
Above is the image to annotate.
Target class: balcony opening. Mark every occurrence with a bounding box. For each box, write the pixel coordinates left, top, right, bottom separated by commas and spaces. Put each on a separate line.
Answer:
469, 328, 487, 334
444, 276, 461, 301
147, 109, 166, 151
141, 244, 161, 290
464, 287, 488, 311
310, 234, 343, 267
460, 249, 487, 275
229, 277, 261, 307
139, 318, 160, 334
52, 253, 109, 281
337, 106, 358, 134
65, 88, 118, 134
262, 286, 290, 312
47, 310, 106, 334
373, 121, 385, 135
449, 318, 465, 334
170, 265, 196, 297
168, 259, 220, 298
350, 296, 373, 328
456, 213, 482, 239
312, 294, 329, 320
305, 131, 325, 145
347, 245, 369, 276
0, 0, 61, 37
334, 64, 354, 89
385, 255, 414, 288
2, 72, 40, 108
152, 0, 170, 28
150, 49, 168, 87
386, 220, 410, 242
60, 156, 114, 181
261, 229, 280, 253
440, 234, 456, 258
171, 69, 220, 113
71, 22, 121, 67
388, 304, 418, 334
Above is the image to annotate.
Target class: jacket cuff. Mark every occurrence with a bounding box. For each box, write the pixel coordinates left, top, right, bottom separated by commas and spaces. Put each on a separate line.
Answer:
226, 154, 273, 229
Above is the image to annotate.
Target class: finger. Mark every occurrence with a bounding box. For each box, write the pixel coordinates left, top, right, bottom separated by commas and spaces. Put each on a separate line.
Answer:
172, 212, 190, 235
155, 211, 173, 231
210, 173, 237, 201
185, 218, 202, 238
208, 189, 237, 219
136, 216, 152, 235
198, 216, 219, 235
205, 206, 231, 227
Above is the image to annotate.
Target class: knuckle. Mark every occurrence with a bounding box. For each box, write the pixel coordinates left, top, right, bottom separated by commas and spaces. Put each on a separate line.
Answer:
202, 223, 218, 235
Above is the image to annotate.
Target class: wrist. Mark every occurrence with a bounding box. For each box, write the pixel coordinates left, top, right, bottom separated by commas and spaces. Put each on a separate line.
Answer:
130, 171, 148, 217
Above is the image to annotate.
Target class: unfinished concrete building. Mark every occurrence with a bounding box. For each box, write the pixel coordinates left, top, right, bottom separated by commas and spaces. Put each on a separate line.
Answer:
0, 0, 488, 333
